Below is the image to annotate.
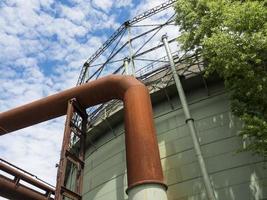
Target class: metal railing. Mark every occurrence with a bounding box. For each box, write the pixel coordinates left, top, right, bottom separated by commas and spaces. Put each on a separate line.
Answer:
86, 52, 204, 129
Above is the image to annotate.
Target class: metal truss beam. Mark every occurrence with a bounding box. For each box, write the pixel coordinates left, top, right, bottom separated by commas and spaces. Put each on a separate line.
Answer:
76, 0, 177, 85
129, 0, 176, 25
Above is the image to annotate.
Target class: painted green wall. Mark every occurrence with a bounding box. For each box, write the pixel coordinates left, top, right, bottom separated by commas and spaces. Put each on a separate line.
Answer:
77, 85, 266, 200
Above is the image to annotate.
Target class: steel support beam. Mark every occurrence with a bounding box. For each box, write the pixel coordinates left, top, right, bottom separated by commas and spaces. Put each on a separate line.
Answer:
77, 0, 176, 85
162, 34, 217, 200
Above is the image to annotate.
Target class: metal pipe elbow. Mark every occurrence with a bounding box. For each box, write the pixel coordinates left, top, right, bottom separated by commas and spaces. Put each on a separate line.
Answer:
0, 74, 167, 195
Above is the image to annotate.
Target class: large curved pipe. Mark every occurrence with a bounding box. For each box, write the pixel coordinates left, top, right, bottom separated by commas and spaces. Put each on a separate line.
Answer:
0, 75, 167, 199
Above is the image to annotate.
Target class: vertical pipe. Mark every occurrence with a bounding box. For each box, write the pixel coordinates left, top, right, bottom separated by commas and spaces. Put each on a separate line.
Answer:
124, 85, 167, 200
127, 26, 136, 76
82, 63, 90, 84
162, 35, 216, 200
124, 57, 130, 75
128, 184, 167, 200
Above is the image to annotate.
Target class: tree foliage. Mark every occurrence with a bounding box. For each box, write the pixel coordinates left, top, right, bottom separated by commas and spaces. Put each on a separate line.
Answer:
175, 0, 267, 156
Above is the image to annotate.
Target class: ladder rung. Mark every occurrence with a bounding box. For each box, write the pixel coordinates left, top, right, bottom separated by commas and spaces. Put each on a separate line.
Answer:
70, 121, 83, 137
71, 100, 87, 118
65, 150, 84, 168
61, 186, 81, 200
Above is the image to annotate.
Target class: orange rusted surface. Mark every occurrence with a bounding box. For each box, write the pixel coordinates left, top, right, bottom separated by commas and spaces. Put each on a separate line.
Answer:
0, 175, 53, 200
0, 75, 166, 194
0, 161, 55, 194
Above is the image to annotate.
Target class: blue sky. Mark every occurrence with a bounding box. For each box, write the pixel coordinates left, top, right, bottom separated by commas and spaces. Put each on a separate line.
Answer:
0, 0, 176, 195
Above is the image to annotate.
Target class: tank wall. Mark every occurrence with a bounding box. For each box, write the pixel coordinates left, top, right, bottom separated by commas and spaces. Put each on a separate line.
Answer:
80, 86, 267, 200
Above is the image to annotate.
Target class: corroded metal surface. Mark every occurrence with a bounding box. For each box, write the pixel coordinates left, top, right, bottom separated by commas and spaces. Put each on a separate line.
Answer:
55, 99, 87, 200
0, 75, 139, 134
0, 160, 54, 200
0, 75, 166, 196
124, 85, 165, 190
0, 176, 53, 200
0, 161, 55, 193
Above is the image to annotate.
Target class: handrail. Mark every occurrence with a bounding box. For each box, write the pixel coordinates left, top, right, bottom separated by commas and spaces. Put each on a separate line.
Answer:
0, 159, 55, 200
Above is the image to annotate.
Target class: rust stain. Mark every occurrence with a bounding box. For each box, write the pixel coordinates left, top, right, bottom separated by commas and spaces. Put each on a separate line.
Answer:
0, 75, 166, 197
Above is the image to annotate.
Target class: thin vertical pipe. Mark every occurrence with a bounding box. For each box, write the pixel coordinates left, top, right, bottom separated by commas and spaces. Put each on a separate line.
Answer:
162, 34, 216, 200
127, 25, 136, 76
124, 57, 130, 75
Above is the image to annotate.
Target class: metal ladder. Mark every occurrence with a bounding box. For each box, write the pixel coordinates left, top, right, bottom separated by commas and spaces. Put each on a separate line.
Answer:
55, 98, 88, 200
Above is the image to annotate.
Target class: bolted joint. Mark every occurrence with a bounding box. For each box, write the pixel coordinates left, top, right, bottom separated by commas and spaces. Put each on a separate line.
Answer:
161, 34, 168, 41
124, 57, 130, 63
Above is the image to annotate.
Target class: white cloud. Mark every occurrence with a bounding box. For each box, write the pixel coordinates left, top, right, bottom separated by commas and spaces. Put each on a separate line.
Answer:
91, 0, 133, 12
60, 5, 86, 24
92, 0, 113, 12
115, 0, 133, 8
131, 0, 167, 16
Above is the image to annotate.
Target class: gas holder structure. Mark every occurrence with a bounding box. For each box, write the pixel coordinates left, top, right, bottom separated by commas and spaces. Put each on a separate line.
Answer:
0, 1, 266, 200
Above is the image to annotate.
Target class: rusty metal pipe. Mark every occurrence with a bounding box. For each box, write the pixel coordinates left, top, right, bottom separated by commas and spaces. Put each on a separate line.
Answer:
0, 175, 53, 200
0, 75, 166, 196
0, 161, 55, 194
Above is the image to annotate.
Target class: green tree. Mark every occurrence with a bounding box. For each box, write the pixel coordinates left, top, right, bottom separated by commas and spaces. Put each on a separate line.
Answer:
175, 0, 267, 156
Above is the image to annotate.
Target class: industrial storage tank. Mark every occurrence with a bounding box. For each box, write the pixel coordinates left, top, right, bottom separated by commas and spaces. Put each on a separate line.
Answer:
64, 65, 267, 200
63, 2, 267, 199
0, 1, 266, 200
1, 61, 266, 200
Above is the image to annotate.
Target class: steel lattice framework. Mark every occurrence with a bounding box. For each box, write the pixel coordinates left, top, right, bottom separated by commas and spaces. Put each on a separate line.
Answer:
74, 0, 207, 129
76, 0, 177, 85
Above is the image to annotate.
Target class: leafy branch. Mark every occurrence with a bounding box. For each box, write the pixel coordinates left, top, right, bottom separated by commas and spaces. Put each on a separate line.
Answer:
175, 0, 267, 156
